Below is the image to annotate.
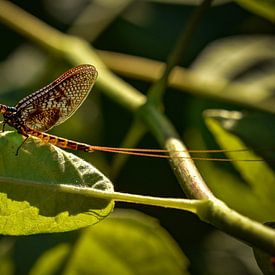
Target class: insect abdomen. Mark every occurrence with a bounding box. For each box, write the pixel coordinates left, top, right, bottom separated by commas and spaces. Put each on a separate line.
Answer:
25, 127, 93, 152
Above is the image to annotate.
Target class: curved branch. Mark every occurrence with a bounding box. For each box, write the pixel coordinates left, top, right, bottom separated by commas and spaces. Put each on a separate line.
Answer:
0, 0, 275, 254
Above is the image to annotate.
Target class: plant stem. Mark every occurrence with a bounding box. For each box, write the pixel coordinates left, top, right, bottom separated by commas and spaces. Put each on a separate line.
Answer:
143, 0, 215, 198
67, 185, 202, 213
198, 199, 275, 255
1, 0, 275, 255
2, 176, 275, 254
0, 0, 212, 199
0, 177, 202, 213
0, 0, 213, 200
139, 104, 214, 199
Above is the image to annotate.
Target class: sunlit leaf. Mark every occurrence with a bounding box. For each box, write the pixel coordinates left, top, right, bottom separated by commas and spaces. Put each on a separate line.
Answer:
185, 128, 275, 221
30, 210, 189, 275
203, 110, 275, 221
0, 131, 114, 235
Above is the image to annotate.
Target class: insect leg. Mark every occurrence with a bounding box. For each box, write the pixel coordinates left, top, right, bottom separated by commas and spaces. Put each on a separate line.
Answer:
15, 135, 29, 156
1, 121, 5, 132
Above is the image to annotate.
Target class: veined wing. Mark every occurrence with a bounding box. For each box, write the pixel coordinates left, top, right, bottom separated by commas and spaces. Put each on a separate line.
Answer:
15, 64, 97, 132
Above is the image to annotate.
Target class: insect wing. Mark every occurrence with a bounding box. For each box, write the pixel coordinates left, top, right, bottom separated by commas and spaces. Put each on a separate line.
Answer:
15, 64, 98, 131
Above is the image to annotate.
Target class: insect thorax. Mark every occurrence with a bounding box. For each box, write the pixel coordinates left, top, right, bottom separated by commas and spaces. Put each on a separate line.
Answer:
3, 107, 22, 130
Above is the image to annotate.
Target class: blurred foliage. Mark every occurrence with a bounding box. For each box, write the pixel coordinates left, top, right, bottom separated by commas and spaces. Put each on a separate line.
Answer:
0, 0, 275, 274
0, 210, 189, 275
235, 0, 275, 22
190, 35, 275, 112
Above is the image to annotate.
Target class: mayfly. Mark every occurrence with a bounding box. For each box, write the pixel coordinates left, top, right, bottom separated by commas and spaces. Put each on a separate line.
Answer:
0, 64, 263, 162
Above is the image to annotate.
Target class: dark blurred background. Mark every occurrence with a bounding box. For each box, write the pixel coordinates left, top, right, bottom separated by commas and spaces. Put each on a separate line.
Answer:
1, 0, 274, 274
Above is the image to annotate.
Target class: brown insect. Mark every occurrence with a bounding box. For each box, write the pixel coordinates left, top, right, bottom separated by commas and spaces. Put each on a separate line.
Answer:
0, 64, 100, 154
0, 64, 263, 161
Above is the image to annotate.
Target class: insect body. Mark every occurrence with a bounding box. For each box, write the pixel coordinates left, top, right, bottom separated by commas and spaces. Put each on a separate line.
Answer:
0, 64, 175, 157
0, 64, 98, 153
0, 64, 263, 161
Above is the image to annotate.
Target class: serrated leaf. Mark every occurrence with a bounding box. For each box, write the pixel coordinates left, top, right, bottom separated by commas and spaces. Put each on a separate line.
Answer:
235, 0, 275, 22
30, 210, 189, 275
204, 110, 275, 220
0, 131, 114, 235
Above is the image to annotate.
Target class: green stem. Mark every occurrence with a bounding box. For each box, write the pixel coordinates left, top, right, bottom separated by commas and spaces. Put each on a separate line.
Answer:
0, 0, 211, 200
2, 176, 275, 254
139, 104, 214, 199
198, 199, 275, 255
1, 0, 275, 255
109, 0, 213, 179
71, 186, 202, 213
0, 0, 213, 200
0, 177, 202, 213
139, 0, 216, 199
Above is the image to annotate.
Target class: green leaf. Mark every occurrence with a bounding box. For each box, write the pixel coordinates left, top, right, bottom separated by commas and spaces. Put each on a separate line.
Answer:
0, 131, 114, 235
29, 210, 189, 275
203, 110, 275, 221
185, 128, 275, 221
29, 243, 70, 275
235, 0, 275, 22
210, 111, 275, 164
